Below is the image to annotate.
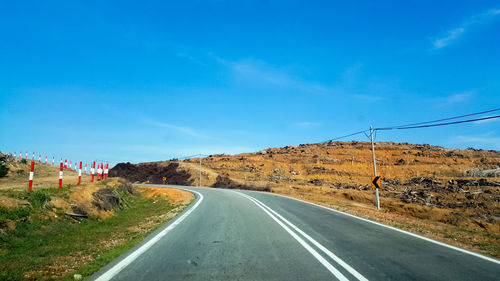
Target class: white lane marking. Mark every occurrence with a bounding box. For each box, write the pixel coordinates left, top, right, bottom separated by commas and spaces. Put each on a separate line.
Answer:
142, 185, 500, 264
237, 192, 368, 281
234, 192, 350, 281
94, 190, 204, 281
260, 192, 500, 265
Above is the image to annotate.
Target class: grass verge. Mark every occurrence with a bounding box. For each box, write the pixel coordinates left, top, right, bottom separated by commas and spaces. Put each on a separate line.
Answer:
0, 183, 193, 280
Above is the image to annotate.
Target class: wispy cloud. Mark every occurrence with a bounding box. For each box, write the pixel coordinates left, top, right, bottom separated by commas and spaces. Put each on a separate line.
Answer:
143, 118, 208, 138
433, 91, 475, 108
213, 55, 394, 101
445, 91, 474, 104
432, 8, 500, 49
453, 134, 500, 149
214, 56, 330, 95
433, 27, 465, 49
294, 122, 321, 128
109, 143, 256, 158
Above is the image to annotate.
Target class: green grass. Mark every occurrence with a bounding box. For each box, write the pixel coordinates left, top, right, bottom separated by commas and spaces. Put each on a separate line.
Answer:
0, 185, 191, 280
0, 206, 31, 225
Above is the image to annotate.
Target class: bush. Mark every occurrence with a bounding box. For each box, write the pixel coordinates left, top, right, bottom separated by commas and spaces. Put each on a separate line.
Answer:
20, 159, 27, 165
0, 206, 31, 224
28, 191, 51, 208
0, 163, 8, 178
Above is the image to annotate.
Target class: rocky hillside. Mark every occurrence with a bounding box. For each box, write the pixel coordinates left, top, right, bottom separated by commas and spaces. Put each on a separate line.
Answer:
110, 141, 500, 235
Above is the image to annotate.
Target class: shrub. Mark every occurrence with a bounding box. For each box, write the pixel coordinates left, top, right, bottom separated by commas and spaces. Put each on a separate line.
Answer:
28, 191, 51, 208
0, 163, 8, 178
0, 206, 31, 224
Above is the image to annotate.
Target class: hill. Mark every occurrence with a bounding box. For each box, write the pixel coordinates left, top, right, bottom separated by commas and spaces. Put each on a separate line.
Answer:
110, 141, 500, 257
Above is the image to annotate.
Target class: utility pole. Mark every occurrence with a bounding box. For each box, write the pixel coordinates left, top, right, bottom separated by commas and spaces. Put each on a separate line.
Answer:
199, 155, 202, 188
370, 125, 380, 210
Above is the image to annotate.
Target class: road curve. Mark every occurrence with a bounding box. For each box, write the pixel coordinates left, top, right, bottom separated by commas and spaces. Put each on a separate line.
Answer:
89, 185, 500, 281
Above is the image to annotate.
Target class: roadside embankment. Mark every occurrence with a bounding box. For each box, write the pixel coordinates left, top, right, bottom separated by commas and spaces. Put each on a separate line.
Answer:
0, 153, 194, 280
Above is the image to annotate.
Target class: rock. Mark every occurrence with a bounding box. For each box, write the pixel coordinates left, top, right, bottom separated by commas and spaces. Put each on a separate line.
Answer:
394, 158, 407, 165
308, 179, 324, 186
74, 274, 82, 280
71, 204, 88, 216
92, 188, 122, 211
407, 177, 441, 187
445, 151, 466, 158
465, 168, 500, 177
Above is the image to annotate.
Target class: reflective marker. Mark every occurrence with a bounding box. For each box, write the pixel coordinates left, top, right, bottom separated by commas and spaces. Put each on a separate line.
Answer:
28, 161, 35, 192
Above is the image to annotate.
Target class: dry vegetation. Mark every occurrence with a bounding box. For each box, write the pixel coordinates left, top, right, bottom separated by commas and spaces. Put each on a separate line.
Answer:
115, 141, 499, 257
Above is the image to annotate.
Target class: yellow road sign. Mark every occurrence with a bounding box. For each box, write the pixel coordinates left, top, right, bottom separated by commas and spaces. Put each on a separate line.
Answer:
371, 176, 381, 189
162, 177, 166, 182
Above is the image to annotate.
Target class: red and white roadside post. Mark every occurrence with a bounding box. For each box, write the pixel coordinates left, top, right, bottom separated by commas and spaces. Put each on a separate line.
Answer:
52, 156, 55, 166
97, 163, 102, 181
64, 159, 68, 169
84, 163, 87, 175
91, 161, 96, 182
45, 155, 47, 164
32, 152, 35, 160
69, 160, 72, 171
28, 160, 35, 192
38, 154, 41, 163
96, 163, 99, 181
14, 152, 16, 158
59, 161, 63, 189
104, 163, 109, 179
77, 161, 82, 186
25, 151, 28, 160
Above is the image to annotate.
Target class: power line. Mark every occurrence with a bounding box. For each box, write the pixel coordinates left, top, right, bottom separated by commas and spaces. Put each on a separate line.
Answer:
323, 108, 499, 143
375, 108, 500, 130
327, 130, 370, 142
376, 115, 500, 130
177, 154, 211, 160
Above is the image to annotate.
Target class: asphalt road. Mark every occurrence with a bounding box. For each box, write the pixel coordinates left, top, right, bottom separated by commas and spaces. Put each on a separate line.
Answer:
89, 185, 500, 281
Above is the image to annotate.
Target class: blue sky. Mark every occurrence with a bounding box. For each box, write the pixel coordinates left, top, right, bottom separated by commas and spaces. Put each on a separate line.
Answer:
1, 1, 500, 165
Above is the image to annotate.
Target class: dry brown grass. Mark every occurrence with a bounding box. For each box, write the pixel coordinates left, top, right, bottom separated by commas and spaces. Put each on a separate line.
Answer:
0, 158, 96, 191
136, 185, 195, 205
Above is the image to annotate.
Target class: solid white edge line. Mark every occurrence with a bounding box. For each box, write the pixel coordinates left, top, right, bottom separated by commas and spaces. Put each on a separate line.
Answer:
234, 191, 349, 281
260, 191, 500, 265
94, 189, 204, 281
238, 192, 368, 281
